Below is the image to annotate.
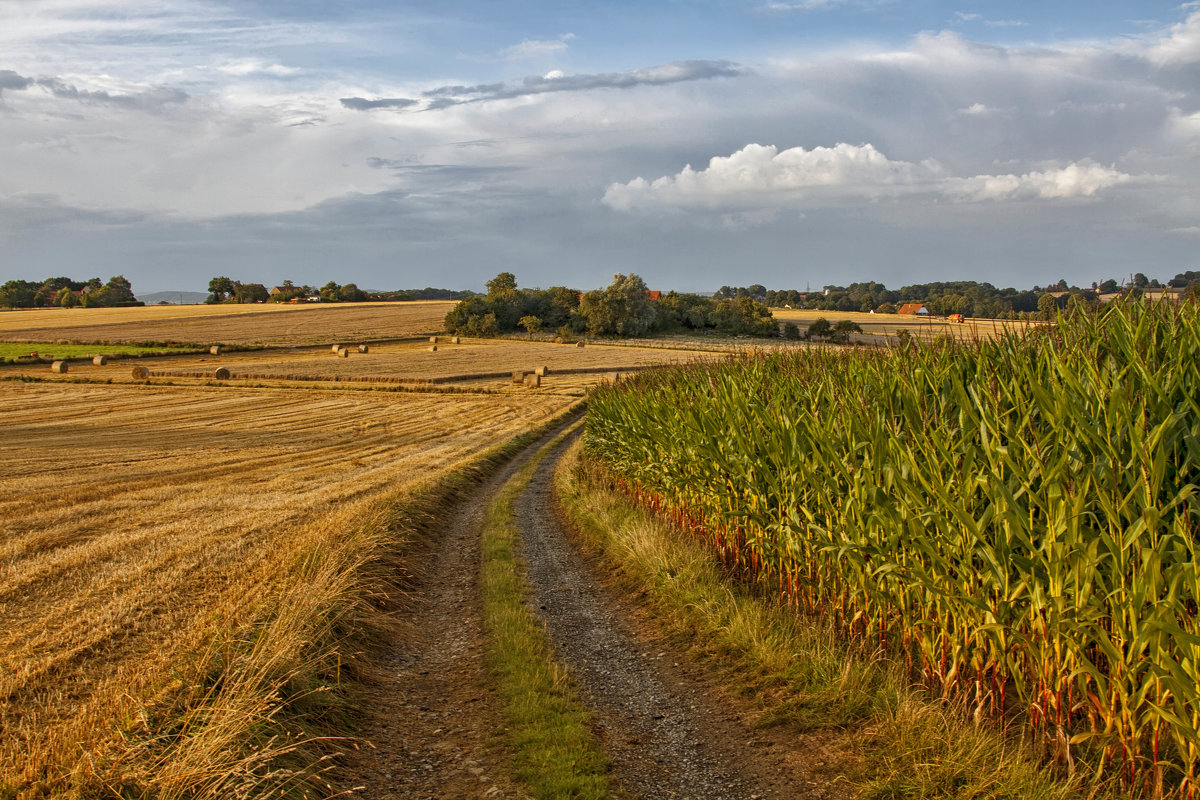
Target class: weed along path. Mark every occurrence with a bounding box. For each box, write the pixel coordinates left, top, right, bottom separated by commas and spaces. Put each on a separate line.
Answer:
516, 435, 845, 800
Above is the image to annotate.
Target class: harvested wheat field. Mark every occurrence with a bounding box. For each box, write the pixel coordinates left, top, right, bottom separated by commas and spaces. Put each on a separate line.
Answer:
0, 301, 454, 346
770, 307, 1033, 342
0, 381, 572, 793
32, 337, 725, 391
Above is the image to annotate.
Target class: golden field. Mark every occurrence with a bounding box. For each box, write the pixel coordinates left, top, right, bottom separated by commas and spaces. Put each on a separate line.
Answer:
0, 301, 455, 346
0, 381, 573, 793
769, 307, 1034, 342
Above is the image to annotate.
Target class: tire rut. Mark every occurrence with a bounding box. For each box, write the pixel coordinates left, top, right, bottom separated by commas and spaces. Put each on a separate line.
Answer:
334, 423, 574, 799
516, 434, 847, 800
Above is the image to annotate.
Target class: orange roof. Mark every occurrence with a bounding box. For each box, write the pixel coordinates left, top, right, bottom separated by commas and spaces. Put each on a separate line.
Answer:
896, 303, 928, 315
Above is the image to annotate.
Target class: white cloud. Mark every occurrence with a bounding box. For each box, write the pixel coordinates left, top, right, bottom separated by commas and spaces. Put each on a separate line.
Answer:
1145, 10, 1200, 64
602, 143, 1137, 212
500, 34, 575, 60
215, 59, 301, 77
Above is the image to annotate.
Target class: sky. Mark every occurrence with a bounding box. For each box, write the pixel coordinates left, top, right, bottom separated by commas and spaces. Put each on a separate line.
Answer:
1, 1, 1198, 295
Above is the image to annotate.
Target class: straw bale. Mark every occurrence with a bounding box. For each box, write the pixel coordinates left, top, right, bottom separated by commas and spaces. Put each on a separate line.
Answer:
525, 374, 541, 388
358, 344, 369, 353
92, 355, 109, 366
337, 348, 349, 358
50, 361, 68, 374
512, 370, 526, 384
554, 337, 563, 344
429, 345, 438, 352
535, 366, 548, 377
451, 336, 461, 344
131, 365, 150, 380
605, 371, 621, 384
429, 336, 439, 343
331, 344, 343, 352
209, 345, 222, 355
577, 341, 585, 348
214, 367, 231, 380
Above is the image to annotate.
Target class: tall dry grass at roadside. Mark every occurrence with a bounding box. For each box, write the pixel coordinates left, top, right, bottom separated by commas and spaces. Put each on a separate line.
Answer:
585, 300, 1200, 796
0, 382, 574, 797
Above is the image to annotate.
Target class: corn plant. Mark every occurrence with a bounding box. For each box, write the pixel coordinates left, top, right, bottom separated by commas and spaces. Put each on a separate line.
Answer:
584, 300, 1200, 796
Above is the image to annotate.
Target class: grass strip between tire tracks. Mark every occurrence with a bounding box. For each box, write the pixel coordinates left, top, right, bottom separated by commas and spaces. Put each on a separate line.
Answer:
555, 437, 1124, 800
480, 422, 613, 800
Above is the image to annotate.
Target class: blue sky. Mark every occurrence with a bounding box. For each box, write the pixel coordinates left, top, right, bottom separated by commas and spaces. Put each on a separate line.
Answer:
1, 1, 1197, 294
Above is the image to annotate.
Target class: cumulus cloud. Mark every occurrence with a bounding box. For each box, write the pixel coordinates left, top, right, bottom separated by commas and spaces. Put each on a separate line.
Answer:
340, 60, 745, 112
602, 143, 1137, 213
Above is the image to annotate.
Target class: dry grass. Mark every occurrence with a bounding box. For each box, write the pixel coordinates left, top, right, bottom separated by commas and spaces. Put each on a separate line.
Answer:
0, 301, 455, 346
0, 382, 573, 794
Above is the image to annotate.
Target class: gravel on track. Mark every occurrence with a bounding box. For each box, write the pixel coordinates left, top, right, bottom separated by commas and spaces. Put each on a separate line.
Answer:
517, 434, 848, 800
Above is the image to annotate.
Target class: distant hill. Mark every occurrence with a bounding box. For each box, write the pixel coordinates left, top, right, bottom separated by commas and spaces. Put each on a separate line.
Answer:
140, 291, 209, 305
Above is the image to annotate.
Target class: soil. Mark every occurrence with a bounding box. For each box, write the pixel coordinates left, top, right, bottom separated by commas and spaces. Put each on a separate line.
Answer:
337, 426, 850, 799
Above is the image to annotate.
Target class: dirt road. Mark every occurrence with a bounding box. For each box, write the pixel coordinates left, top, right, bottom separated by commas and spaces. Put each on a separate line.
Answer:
339, 427, 845, 799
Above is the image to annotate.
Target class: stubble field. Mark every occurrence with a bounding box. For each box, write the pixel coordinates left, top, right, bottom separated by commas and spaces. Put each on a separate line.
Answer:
0, 301, 455, 346
0, 380, 572, 790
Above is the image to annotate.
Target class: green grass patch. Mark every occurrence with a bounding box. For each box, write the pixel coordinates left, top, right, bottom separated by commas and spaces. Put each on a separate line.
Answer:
0, 342, 198, 362
481, 424, 612, 799
556, 440, 1119, 800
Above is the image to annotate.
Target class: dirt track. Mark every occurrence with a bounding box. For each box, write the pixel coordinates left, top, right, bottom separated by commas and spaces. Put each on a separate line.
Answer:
340, 426, 846, 798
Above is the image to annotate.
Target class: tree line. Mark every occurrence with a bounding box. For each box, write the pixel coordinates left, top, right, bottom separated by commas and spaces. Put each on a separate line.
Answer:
718, 269, 1200, 319
445, 272, 778, 339
205, 277, 476, 304
0, 276, 141, 309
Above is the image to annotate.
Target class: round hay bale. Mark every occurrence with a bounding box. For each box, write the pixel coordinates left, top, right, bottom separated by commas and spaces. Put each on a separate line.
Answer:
337, 348, 349, 358
525, 373, 541, 388
429, 336, 439, 343
92, 355, 109, 366
50, 361, 69, 374
214, 367, 231, 380
554, 336, 563, 344
512, 370, 526, 384
577, 341, 586, 348
451, 336, 461, 344
131, 365, 150, 380
358, 344, 369, 353
331, 344, 343, 353
209, 345, 222, 355
535, 366, 548, 377
428, 345, 438, 352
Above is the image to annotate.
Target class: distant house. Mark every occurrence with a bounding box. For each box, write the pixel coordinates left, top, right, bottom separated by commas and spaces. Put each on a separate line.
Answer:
897, 303, 930, 315
646, 290, 662, 301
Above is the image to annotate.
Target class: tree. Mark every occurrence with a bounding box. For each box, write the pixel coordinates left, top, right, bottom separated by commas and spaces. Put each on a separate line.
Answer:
319, 281, 341, 302
830, 319, 862, 344
486, 272, 518, 298
236, 283, 269, 304
1099, 279, 1119, 294
56, 286, 78, 308
1037, 292, 1059, 320
518, 315, 543, 339
207, 276, 236, 304
338, 283, 368, 302
807, 317, 833, 340
578, 273, 658, 337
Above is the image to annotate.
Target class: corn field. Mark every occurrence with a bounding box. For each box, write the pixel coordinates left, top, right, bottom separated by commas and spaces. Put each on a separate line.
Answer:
584, 301, 1200, 797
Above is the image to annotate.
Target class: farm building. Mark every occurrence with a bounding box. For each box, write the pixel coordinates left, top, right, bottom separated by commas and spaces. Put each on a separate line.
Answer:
896, 303, 930, 315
